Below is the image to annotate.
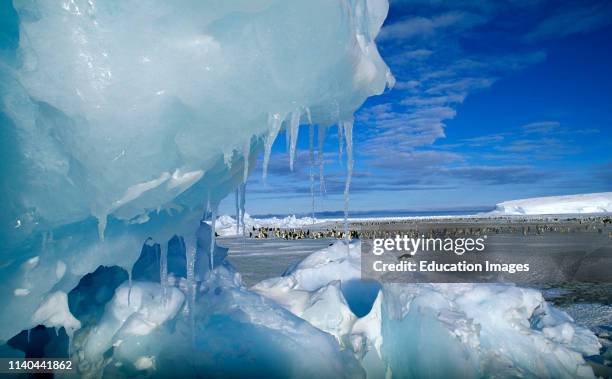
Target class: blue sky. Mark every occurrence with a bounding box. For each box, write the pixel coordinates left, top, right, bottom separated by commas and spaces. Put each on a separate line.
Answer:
222, 0, 612, 216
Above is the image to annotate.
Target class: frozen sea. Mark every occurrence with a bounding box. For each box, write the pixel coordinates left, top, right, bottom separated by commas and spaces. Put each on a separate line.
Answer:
219, 236, 336, 286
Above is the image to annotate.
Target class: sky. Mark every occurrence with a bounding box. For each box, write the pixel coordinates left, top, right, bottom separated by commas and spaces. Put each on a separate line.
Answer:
220, 0, 612, 216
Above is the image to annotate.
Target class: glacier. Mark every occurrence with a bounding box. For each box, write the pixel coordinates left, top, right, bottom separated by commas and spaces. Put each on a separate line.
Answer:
0, 0, 603, 378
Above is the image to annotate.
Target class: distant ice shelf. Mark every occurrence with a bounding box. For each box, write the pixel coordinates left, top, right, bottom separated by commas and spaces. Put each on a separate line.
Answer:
214, 192, 612, 232
489, 192, 612, 215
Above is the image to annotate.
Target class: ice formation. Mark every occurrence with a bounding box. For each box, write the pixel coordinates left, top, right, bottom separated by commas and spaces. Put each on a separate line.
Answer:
0, 0, 603, 377
254, 241, 601, 379
490, 192, 612, 215
1, 0, 391, 339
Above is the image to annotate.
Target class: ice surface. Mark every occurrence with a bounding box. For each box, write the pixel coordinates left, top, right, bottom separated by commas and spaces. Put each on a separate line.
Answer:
66, 236, 363, 378
31, 291, 81, 339
78, 282, 184, 364
253, 241, 600, 379
490, 192, 612, 215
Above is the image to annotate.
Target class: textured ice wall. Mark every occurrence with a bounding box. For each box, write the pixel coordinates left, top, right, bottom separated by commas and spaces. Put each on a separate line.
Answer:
0, 0, 392, 341
2, 0, 392, 243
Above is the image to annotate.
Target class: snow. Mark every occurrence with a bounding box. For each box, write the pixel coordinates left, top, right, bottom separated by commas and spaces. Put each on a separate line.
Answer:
68, 237, 364, 378
31, 291, 81, 337
490, 192, 612, 215
252, 242, 361, 341
13, 288, 30, 297
5, 214, 605, 378
79, 282, 184, 365
253, 240, 600, 378
133, 356, 155, 370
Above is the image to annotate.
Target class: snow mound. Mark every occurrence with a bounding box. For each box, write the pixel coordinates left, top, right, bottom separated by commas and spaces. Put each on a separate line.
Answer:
215, 213, 319, 236
254, 241, 601, 378
490, 192, 612, 215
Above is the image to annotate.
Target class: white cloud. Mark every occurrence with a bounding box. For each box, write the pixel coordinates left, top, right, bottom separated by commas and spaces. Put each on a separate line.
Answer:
378, 11, 475, 41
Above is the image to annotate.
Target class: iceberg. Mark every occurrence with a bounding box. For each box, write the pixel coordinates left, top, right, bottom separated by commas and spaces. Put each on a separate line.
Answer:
489, 192, 612, 215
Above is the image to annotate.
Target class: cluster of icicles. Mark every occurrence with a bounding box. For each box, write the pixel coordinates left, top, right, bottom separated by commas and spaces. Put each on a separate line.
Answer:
151, 109, 355, 313
228, 108, 355, 245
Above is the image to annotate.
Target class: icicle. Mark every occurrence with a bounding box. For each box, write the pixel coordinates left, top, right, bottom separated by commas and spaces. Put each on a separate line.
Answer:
234, 188, 240, 235
96, 213, 107, 241
160, 243, 168, 304
263, 113, 284, 180
127, 270, 132, 307
223, 150, 233, 168
242, 138, 250, 183
308, 124, 315, 221
317, 125, 327, 194
289, 110, 300, 171
342, 119, 354, 247
239, 183, 246, 235
203, 191, 210, 221
67, 331, 72, 357
210, 204, 217, 271
41, 231, 48, 251
305, 107, 313, 125
185, 243, 196, 316
337, 122, 344, 164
